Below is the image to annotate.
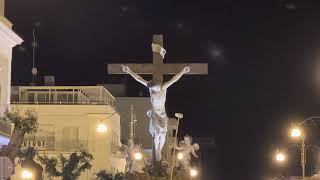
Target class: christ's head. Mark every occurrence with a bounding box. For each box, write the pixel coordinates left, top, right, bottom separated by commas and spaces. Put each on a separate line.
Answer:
148, 80, 162, 92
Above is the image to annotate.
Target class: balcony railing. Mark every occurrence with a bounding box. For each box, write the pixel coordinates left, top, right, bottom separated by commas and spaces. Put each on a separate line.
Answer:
11, 86, 115, 108
53, 140, 88, 151
22, 140, 88, 152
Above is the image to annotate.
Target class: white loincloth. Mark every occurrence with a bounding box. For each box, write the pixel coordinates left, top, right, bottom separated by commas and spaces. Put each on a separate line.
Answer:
147, 109, 168, 137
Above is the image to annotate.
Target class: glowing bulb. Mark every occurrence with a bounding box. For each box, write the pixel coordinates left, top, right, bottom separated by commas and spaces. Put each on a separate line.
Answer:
21, 169, 33, 179
97, 123, 107, 133
291, 128, 301, 138
190, 168, 198, 177
134, 152, 143, 160
276, 152, 285, 162
177, 152, 184, 160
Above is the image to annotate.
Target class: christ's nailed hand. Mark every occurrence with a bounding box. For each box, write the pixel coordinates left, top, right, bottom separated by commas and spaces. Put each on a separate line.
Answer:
122, 65, 130, 73
183, 66, 191, 73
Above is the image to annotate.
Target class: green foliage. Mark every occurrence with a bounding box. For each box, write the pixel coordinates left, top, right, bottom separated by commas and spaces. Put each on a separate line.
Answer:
18, 147, 36, 164
18, 147, 44, 180
38, 155, 61, 177
0, 109, 39, 162
144, 162, 168, 177
171, 168, 187, 180
1, 109, 38, 133
93, 167, 185, 180
140, 165, 186, 180
38, 151, 93, 180
114, 172, 124, 180
95, 170, 113, 180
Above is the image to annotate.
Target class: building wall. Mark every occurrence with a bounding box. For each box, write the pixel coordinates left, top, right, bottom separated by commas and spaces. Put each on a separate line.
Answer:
115, 97, 178, 161
10, 104, 124, 180
100, 84, 127, 97
115, 97, 152, 148
0, 0, 3, 16
0, 26, 12, 116
0, 3, 22, 148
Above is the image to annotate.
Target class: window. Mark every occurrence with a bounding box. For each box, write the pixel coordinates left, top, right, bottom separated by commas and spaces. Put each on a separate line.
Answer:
116, 133, 119, 146
27, 93, 35, 102
112, 130, 115, 145
62, 127, 79, 142
37, 93, 46, 102
61, 127, 79, 150
67, 94, 73, 102
57, 94, 68, 103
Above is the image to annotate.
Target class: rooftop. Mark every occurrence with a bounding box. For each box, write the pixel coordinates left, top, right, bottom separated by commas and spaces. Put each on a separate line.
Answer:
11, 86, 115, 107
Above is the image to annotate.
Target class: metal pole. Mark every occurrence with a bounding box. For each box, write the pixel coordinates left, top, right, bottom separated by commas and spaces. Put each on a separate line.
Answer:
301, 134, 305, 179
0, 158, 3, 180
170, 115, 182, 180
129, 105, 134, 144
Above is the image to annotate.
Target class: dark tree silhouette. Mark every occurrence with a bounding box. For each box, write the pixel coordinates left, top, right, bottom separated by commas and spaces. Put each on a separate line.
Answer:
95, 170, 113, 180
38, 151, 93, 180
0, 109, 38, 161
18, 147, 43, 180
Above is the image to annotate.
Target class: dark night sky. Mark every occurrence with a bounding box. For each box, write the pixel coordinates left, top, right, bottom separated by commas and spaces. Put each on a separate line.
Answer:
5, 0, 320, 179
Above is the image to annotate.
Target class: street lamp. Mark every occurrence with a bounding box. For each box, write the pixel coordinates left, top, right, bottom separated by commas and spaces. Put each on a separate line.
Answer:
289, 125, 306, 179
274, 116, 320, 179
97, 123, 107, 133
291, 127, 302, 138
275, 151, 286, 162
177, 152, 184, 160
190, 168, 198, 178
96, 112, 118, 133
21, 169, 33, 179
134, 152, 143, 161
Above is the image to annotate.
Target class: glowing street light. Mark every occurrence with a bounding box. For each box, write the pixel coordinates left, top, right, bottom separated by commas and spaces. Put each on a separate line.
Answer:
177, 152, 184, 160
96, 112, 118, 134
190, 168, 198, 178
274, 117, 320, 179
97, 123, 107, 133
134, 152, 143, 160
291, 128, 302, 138
21, 169, 33, 179
275, 152, 286, 162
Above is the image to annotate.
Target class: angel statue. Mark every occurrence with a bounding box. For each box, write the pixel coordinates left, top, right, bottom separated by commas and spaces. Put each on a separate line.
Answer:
176, 135, 200, 169
120, 141, 141, 174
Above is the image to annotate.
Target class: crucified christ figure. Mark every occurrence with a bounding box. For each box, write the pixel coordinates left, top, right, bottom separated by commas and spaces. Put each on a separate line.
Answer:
122, 65, 190, 161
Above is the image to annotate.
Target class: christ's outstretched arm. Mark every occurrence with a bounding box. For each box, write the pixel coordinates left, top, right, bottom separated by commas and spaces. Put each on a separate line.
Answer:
162, 66, 190, 89
122, 65, 148, 87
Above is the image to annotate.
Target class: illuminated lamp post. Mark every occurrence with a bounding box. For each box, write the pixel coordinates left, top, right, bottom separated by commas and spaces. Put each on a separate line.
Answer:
274, 116, 320, 179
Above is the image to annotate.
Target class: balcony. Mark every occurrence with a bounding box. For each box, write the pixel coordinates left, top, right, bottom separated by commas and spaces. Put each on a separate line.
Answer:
11, 86, 115, 108
22, 140, 88, 152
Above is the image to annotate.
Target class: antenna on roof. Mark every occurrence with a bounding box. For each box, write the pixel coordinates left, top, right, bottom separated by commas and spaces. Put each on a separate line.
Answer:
30, 22, 40, 85
129, 105, 138, 144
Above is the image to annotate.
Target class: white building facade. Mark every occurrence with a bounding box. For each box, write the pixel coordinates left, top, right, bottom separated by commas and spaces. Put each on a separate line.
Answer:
0, 0, 23, 146
10, 86, 125, 180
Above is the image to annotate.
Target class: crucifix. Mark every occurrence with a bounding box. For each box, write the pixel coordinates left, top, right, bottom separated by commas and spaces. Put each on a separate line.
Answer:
107, 34, 208, 166
108, 35, 208, 83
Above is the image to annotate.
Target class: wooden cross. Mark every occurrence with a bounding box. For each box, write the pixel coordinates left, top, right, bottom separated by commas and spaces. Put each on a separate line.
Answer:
107, 35, 208, 83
